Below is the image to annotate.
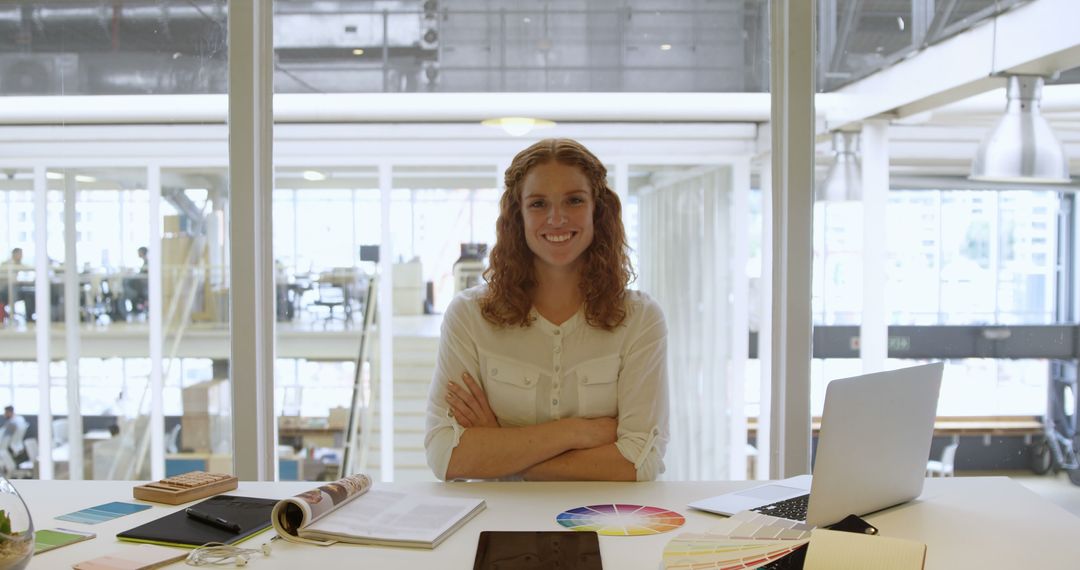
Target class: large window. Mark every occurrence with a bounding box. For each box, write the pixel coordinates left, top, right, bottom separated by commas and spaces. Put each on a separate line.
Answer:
2, 0, 1075, 490
0, 0, 231, 481
811, 187, 1064, 416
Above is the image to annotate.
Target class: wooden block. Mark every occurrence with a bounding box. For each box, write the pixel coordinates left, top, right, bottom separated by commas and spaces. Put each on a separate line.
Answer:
133, 471, 239, 505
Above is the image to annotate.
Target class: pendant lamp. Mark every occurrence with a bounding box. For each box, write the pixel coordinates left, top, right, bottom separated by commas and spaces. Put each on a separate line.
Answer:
818, 131, 861, 202
969, 75, 1070, 184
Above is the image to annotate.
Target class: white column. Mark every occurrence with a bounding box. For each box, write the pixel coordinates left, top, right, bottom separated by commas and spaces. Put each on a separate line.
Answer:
729, 159, 750, 480
614, 162, 630, 235
378, 163, 395, 482
860, 121, 889, 372
228, 0, 276, 480
148, 165, 165, 480
63, 173, 83, 479
769, 0, 815, 478
496, 163, 509, 198
33, 166, 52, 480
757, 155, 773, 480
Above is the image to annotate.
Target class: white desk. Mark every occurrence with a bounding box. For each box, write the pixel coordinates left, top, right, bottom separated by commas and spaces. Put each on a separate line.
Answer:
14, 477, 1080, 569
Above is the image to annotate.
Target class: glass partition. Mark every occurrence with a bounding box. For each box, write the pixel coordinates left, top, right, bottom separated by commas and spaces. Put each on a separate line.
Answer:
0, 0, 231, 480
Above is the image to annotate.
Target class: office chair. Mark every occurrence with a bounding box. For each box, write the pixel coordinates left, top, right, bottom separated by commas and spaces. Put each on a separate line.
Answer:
926, 442, 959, 477
52, 418, 69, 447
312, 268, 359, 324
166, 423, 181, 454
13, 438, 36, 479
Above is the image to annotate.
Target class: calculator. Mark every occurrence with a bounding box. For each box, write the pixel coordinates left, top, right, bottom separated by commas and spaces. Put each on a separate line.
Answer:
132, 471, 239, 505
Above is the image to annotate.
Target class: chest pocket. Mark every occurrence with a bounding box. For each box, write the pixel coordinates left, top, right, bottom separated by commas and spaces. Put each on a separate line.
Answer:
574, 354, 621, 418
482, 354, 541, 426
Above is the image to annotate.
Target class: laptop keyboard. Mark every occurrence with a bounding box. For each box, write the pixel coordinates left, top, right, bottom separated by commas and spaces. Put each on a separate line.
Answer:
750, 494, 810, 522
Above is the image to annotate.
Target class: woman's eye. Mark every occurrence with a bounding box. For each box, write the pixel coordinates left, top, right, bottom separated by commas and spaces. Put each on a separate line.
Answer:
529, 200, 545, 208
569, 197, 585, 205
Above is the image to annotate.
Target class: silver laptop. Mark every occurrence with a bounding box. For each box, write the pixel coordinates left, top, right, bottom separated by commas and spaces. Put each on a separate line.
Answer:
689, 362, 944, 528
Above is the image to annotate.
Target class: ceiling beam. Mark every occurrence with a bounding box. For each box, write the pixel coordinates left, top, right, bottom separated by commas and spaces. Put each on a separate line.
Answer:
0, 92, 774, 125
825, 0, 1080, 130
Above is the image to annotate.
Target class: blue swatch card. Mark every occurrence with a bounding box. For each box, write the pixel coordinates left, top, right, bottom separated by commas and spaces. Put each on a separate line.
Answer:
56, 501, 152, 525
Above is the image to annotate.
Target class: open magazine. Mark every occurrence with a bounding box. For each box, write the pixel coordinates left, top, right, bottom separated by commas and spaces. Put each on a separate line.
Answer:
270, 473, 485, 549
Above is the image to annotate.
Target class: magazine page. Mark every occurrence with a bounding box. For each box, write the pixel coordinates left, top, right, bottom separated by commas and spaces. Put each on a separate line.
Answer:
271, 473, 373, 545
298, 488, 485, 548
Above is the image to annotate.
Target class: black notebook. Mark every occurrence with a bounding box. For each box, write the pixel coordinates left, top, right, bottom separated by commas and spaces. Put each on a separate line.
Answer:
117, 495, 277, 548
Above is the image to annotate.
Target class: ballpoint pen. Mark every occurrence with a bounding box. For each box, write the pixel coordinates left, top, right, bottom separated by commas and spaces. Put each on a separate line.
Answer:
185, 507, 242, 534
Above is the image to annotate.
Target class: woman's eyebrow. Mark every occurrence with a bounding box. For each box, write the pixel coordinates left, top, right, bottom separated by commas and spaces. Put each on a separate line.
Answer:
522, 189, 588, 200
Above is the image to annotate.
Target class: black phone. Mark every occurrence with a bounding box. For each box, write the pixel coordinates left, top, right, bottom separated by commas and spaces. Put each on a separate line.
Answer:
756, 515, 878, 569
826, 514, 878, 535
473, 531, 603, 570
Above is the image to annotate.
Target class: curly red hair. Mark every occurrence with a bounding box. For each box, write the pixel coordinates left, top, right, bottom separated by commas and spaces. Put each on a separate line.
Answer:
480, 138, 634, 331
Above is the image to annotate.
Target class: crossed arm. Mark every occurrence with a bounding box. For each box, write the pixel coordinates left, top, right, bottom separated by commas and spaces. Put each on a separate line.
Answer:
443, 373, 636, 481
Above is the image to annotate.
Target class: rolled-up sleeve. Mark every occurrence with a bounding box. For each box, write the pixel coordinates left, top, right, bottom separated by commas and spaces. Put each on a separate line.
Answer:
424, 296, 480, 481
613, 298, 669, 481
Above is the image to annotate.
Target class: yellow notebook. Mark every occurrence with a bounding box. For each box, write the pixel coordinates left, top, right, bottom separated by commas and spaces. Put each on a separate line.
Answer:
804, 528, 927, 570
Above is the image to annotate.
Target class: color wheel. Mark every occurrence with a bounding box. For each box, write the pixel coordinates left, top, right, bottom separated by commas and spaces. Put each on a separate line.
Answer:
556, 504, 685, 536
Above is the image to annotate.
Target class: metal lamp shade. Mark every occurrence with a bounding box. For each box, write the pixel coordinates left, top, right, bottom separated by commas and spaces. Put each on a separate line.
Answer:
970, 76, 1071, 184
818, 131, 862, 202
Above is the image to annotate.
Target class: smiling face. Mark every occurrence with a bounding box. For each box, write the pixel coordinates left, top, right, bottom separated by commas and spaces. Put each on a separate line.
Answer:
520, 161, 596, 274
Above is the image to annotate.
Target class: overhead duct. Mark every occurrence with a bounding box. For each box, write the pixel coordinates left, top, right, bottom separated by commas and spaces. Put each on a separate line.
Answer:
0, 1, 434, 95
970, 75, 1071, 184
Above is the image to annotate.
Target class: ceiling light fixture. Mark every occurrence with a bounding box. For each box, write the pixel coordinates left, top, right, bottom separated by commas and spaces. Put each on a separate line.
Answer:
970, 75, 1070, 184
45, 171, 64, 180
74, 174, 97, 183
817, 131, 861, 202
352, 48, 365, 56
302, 170, 327, 181
660, 43, 672, 51
481, 117, 556, 137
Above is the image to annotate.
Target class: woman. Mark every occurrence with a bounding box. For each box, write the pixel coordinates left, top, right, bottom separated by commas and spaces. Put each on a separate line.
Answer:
424, 138, 668, 481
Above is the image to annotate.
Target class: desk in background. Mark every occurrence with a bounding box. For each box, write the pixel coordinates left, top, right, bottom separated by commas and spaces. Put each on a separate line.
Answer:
14, 477, 1080, 569
162, 454, 326, 482
277, 426, 344, 450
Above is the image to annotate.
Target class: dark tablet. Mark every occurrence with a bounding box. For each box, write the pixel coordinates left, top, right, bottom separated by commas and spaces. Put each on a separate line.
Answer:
473, 531, 602, 570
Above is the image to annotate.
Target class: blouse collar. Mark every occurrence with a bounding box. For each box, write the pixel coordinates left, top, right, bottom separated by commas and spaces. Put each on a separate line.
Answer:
531, 306, 584, 336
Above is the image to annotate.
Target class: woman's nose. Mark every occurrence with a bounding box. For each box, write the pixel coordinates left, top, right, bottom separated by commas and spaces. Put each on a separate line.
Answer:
547, 205, 568, 225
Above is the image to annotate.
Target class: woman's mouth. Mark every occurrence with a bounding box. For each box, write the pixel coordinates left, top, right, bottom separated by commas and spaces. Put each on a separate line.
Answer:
544, 231, 577, 243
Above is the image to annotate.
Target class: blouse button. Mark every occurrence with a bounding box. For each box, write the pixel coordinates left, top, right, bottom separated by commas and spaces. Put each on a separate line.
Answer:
552, 398, 559, 406
524, 378, 532, 386
554, 346, 561, 353
554, 329, 561, 335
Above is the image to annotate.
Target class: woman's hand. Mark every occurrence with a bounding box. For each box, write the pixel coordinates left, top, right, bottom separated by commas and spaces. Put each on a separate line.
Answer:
569, 417, 619, 449
446, 372, 501, 428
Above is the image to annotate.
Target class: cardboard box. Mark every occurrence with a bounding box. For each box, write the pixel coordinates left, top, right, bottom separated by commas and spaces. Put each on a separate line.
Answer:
209, 414, 231, 455
181, 415, 210, 452
182, 412, 232, 454
393, 286, 425, 315
182, 380, 229, 415
328, 407, 349, 430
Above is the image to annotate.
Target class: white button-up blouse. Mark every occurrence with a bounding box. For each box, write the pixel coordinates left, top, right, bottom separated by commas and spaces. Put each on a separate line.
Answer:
424, 285, 669, 481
